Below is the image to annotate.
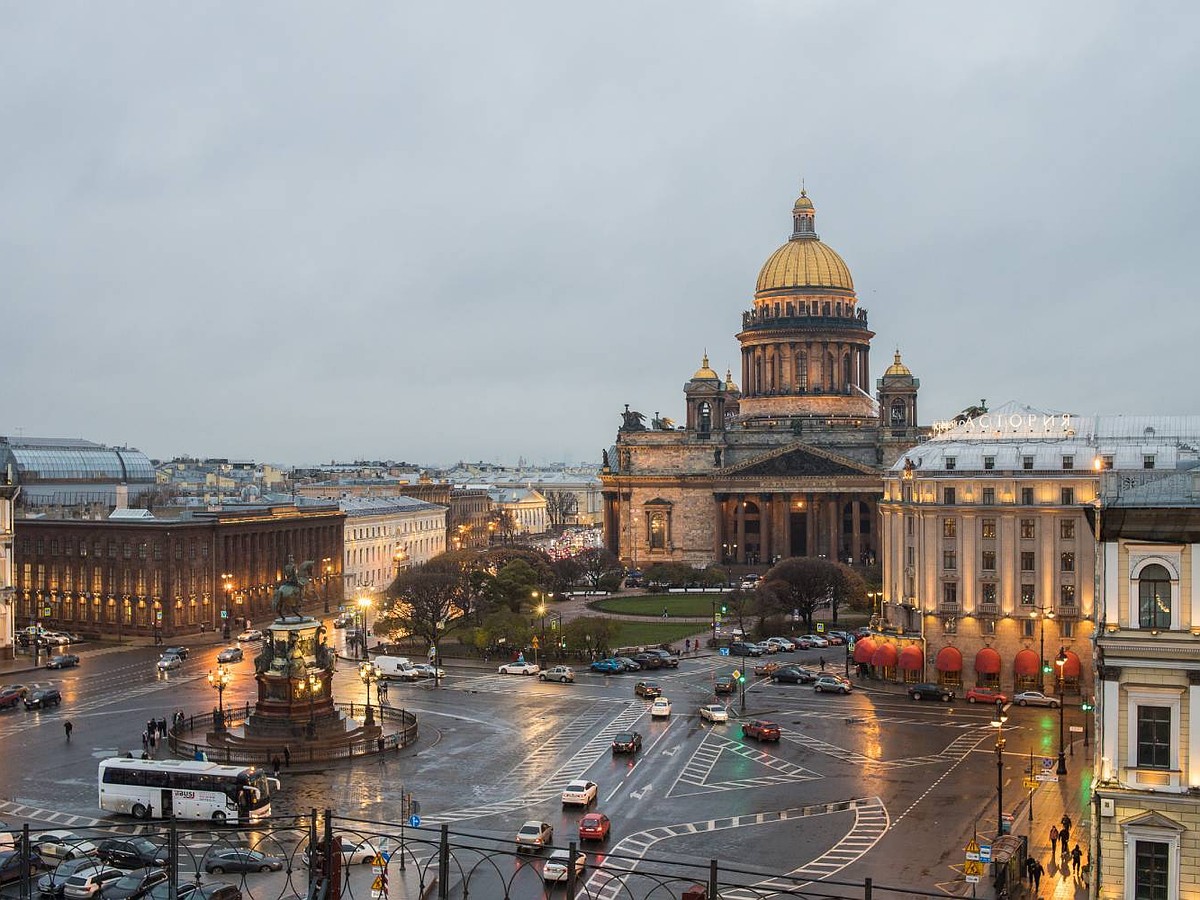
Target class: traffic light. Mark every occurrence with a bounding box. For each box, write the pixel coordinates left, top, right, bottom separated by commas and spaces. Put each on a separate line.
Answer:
1081, 700, 1094, 712
721, 604, 728, 615
1042, 664, 1052, 674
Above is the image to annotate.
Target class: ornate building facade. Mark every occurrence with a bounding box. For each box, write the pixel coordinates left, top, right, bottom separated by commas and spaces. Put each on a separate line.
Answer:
601, 190, 924, 568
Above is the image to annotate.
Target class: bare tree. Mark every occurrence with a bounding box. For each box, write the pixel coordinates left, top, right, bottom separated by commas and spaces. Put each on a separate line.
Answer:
544, 490, 579, 528
576, 547, 621, 591
375, 570, 460, 686
759, 557, 842, 633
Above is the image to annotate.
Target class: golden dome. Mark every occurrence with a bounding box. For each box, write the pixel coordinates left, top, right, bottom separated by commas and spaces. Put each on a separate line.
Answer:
884, 350, 912, 377
691, 353, 720, 381
756, 239, 854, 293
793, 190, 814, 211
725, 368, 739, 392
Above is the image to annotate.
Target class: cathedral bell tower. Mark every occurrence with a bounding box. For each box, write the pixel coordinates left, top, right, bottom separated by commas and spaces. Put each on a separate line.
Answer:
684, 354, 725, 438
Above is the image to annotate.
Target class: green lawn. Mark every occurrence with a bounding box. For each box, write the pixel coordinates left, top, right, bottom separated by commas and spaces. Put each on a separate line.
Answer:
609, 620, 709, 649
591, 594, 723, 618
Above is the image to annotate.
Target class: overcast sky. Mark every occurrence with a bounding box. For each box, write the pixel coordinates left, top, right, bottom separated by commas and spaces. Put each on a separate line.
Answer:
4, 2, 1199, 467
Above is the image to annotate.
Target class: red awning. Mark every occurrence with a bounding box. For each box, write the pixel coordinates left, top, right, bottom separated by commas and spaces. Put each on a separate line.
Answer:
975, 648, 1001, 675
853, 638, 878, 664
872, 643, 898, 668
1014, 649, 1041, 676
898, 646, 924, 671
1060, 650, 1082, 678
936, 646, 963, 673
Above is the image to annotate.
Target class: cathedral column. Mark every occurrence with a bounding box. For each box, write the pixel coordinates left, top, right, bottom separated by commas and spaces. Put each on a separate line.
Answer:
742, 350, 750, 399
713, 495, 725, 563
827, 494, 839, 560
806, 494, 817, 557
761, 494, 772, 564
851, 497, 862, 565
735, 496, 746, 565
782, 494, 792, 560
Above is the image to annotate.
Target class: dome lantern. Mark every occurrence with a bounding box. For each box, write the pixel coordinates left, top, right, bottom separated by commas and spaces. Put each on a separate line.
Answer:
792, 188, 818, 240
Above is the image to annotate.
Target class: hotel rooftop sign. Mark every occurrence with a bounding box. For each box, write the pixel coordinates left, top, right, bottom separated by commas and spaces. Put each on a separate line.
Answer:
931, 411, 1076, 439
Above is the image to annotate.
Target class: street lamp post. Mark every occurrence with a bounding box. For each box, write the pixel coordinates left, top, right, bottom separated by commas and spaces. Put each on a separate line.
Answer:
307, 671, 321, 733
221, 574, 234, 640
1055, 647, 1068, 775
359, 664, 379, 721
208, 664, 232, 731
1028, 606, 1056, 693
992, 700, 1008, 835
322, 559, 333, 615
356, 595, 373, 661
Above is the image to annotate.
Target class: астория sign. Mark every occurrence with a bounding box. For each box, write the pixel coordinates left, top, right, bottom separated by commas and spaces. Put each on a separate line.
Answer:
932, 413, 1074, 437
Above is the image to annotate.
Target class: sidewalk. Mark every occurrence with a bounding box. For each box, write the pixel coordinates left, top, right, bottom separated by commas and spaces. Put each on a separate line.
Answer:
1008, 748, 1092, 900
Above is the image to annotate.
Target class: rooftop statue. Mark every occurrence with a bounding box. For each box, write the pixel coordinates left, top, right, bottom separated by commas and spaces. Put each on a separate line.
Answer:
620, 404, 647, 432
272, 554, 313, 621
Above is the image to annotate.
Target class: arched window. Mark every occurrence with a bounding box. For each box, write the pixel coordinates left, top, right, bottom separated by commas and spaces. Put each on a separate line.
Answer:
796, 351, 808, 391
649, 513, 668, 550
891, 400, 907, 426
698, 401, 712, 434
842, 353, 852, 390
826, 354, 836, 390
1138, 564, 1172, 629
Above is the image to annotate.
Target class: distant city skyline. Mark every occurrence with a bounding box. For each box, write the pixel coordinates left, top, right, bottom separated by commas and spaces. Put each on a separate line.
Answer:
4, 4, 1199, 463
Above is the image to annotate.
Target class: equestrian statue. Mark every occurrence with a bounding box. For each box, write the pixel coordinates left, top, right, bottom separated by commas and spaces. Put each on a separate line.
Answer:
272, 554, 314, 621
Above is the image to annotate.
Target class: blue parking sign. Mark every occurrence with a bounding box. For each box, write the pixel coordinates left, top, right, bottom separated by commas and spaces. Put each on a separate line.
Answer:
719, 647, 730, 656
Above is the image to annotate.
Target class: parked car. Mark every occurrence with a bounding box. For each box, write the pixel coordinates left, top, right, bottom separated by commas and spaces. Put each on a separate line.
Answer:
742, 720, 782, 742
498, 661, 540, 676
966, 687, 1009, 705
46, 654, 81, 670
541, 849, 586, 883
25, 688, 63, 710
155, 655, 182, 672
236, 630, 263, 643
35, 832, 99, 863
634, 681, 661, 698
333, 614, 353, 629
515, 821, 553, 853
162, 647, 189, 660
714, 675, 735, 694
589, 659, 623, 674
1013, 691, 1060, 708
908, 683, 955, 702
37, 858, 105, 898
802, 635, 830, 648
95, 839, 167, 870
615, 657, 642, 672
611, 731, 642, 754
539, 666, 575, 683
97, 867, 168, 900
729, 642, 763, 657
216, 647, 244, 663
631, 653, 663, 670
823, 634, 846, 646
765, 638, 796, 652
791, 636, 815, 650
409, 663, 446, 679
647, 649, 680, 668
650, 697, 672, 718
773, 666, 817, 684
61, 865, 124, 899
146, 883, 241, 900
0, 849, 46, 884
0, 687, 27, 709
560, 780, 598, 807
699, 704, 729, 723
578, 813, 610, 842
752, 641, 777, 655
302, 837, 384, 868
203, 849, 283, 874
813, 676, 852, 694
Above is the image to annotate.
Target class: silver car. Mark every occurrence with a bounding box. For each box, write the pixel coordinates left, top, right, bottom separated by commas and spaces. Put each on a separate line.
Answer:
1013, 691, 1061, 708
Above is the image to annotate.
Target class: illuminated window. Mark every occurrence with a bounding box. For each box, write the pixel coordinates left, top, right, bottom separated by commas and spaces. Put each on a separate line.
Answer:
1020, 584, 1035, 605
981, 519, 996, 539
1060, 584, 1075, 606
1060, 519, 1075, 539
981, 583, 997, 605
1061, 552, 1075, 572
943, 518, 957, 538
1020, 519, 1036, 539
1138, 564, 1171, 629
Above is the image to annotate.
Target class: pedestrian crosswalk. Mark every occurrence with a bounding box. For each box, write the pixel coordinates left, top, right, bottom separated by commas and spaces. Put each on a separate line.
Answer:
669, 732, 820, 796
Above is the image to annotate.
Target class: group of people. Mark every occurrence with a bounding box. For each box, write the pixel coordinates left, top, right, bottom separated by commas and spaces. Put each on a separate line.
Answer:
141, 716, 170, 758
1026, 813, 1085, 895
270, 745, 292, 778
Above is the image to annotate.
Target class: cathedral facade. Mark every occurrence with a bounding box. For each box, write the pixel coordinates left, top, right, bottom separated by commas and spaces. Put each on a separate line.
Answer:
601, 190, 926, 570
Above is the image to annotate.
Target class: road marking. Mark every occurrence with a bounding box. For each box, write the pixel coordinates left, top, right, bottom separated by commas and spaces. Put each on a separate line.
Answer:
667, 732, 820, 797
889, 731, 994, 830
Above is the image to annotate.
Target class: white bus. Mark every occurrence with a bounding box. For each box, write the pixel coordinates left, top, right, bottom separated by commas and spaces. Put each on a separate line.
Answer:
98, 758, 278, 823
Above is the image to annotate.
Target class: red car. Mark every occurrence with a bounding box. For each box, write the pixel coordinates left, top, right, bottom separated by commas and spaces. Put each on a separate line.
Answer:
742, 720, 781, 742
578, 813, 611, 842
966, 687, 1009, 705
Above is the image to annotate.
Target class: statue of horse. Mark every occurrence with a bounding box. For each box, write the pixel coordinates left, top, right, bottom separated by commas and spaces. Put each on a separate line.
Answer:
272, 558, 314, 621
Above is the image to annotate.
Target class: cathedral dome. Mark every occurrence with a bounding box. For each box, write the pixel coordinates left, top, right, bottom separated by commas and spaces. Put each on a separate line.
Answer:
884, 351, 912, 377
690, 353, 720, 381
755, 190, 854, 294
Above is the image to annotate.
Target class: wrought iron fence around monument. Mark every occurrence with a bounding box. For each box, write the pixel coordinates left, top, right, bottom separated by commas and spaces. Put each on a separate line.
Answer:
3, 812, 963, 900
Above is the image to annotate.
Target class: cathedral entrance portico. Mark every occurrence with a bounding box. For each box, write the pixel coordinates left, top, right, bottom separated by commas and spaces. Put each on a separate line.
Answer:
713, 488, 878, 567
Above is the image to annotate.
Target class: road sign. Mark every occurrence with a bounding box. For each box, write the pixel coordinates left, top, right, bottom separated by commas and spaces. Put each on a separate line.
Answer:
719, 647, 730, 656
963, 859, 984, 881
731, 669, 741, 681
1041, 756, 1056, 771
816, 622, 825, 633
409, 814, 420, 828
1024, 777, 1040, 789
1069, 725, 1084, 733
979, 844, 992, 863
965, 838, 979, 854
966, 850, 980, 861
220, 610, 228, 619
531, 637, 540, 649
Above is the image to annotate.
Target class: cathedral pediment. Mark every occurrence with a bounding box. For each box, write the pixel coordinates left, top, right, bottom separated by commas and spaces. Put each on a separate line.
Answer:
722, 442, 879, 478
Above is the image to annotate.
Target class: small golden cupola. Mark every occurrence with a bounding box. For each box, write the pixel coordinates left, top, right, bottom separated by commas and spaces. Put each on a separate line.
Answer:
684, 353, 726, 436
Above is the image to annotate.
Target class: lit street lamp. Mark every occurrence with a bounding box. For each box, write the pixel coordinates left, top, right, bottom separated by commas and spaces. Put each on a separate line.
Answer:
221, 573, 234, 640
1055, 647, 1068, 775
991, 700, 1008, 835
360, 663, 380, 720
1029, 606, 1056, 693
307, 671, 321, 732
356, 595, 373, 661
208, 664, 232, 731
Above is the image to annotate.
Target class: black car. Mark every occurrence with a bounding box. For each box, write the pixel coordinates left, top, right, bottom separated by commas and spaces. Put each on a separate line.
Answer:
634, 681, 662, 698
146, 883, 241, 900
97, 869, 168, 900
611, 731, 643, 753
46, 655, 81, 670
202, 849, 284, 875
0, 849, 46, 885
908, 683, 955, 702
714, 676, 735, 694
614, 657, 641, 672
631, 653, 663, 670
25, 689, 63, 710
773, 667, 817, 684
37, 857, 104, 898
647, 649, 680, 668
729, 642, 763, 657
162, 647, 189, 660
96, 839, 167, 870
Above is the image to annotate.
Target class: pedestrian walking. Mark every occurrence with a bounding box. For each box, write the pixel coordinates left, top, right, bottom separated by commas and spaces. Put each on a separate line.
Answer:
283, 745, 291, 767
272, 756, 281, 778
1061, 813, 1072, 848
148, 730, 157, 750
819, 656, 827, 672
64, 720, 73, 741
142, 731, 149, 751
1032, 859, 1044, 893
685, 639, 691, 654
1049, 824, 1059, 855
1071, 844, 1083, 876
158, 717, 167, 737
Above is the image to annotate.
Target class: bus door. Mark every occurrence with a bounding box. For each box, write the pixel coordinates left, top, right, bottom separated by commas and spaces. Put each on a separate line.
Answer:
161, 790, 174, 818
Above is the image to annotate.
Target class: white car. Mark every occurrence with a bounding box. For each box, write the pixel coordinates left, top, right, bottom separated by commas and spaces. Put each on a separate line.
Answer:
499, 661, 540, 676
410, 663, 446, 679
560, 779, 598, 807
542, 849, 586, 883
766, 637, 796, 652
156, 655, 182, 671
699, 704, 729, 723
515, 821, 553, 852
804, 635, 830, 648
216, 647, 244, 663
650, 697, 672, 718
237, 629, 264, 642
34, 831, 98, 861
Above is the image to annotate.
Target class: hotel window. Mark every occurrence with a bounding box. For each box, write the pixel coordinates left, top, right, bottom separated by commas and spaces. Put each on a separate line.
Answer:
981, 518, 996, 539
982, 551, 996, 571
1061, 455, 1074, 470
906, 516, 914, 535
1144, 455, 1156, 470
942, 518, 957, 538
982, 618, 997, 635
1061, 584, 1076, 606
1101, 455, 1114, 470
1021, 487, 1035, 505
1137, 707, 1172, 769
1060, 519, 1075, 539
1021, 551, 1035, 571
1061, 487, 1074, 505
1020, 519, 1036, 539
944, 487, 956, 505
943, 583, 957, 605
981, 582, 997, 605
1020, 584, 1036, 605
1022, 618, 1035, 637
943, 550, 957, 570
982, 487, 995, 505
945, 457, 956, 471
907, 547, 915, 566
983, 456, 995, 470
1138, 564, 1172, 629
1023, 455, 1034, 470
1061, 619, 1074, 637
1061, 552, 1075, 572
1134, 841, 1170, 900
